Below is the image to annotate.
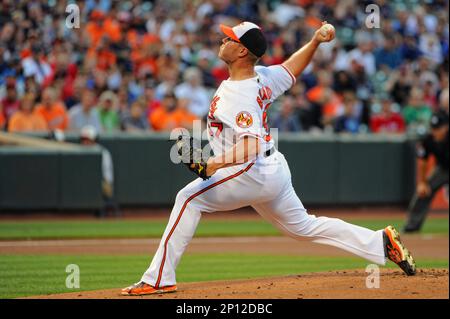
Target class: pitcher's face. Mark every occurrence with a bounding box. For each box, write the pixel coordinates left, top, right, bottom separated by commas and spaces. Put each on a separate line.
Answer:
218, 37, 241, 63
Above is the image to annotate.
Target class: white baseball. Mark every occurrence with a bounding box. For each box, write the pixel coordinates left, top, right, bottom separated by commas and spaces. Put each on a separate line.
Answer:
320, 24, 335, 39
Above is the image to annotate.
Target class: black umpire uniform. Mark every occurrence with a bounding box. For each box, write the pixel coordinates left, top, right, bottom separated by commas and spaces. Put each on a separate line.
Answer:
404, 112, 449, 232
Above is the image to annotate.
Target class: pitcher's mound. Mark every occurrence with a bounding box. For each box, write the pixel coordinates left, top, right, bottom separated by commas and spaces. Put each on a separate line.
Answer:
28, 268, 448, 299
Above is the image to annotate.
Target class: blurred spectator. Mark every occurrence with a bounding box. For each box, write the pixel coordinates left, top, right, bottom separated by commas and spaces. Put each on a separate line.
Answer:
417, 56, 440, 89
307, 70, 341, 128
370, 96, 406, 134
121, 100, 150, 132
333, 70, 357, 94
144, 85, 160, 117
374, 37, 403, 70
155, 68, 179, 101
290, 83, 315, 131
21, 44, 52, 85
68, 89, 102, 132
400, 35, 422, 62
439, 88, 449, 116
196, 52, 217, 88
422, 79, 439, 111
175, 67, 210, 118
85, 10, 109, 48
24, 76, 40, 99
334, 91, 363, 134
45, 51, 78, 108
8, 94, 47, 132
419, 32, 444, 65
0, 77, 19, 122
150, 92, 198, 131
0, 103, 4, 130
34, 87, 69, 131
402, 87, 433, 131
97, 90, 120, 132
86, 40, 117, 72
271, 96, 301, 132
346, 36, 376, 76
386, 65, 414, 107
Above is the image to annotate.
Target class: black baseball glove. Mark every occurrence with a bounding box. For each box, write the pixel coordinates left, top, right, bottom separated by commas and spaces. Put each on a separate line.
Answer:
175, 135, 210, 180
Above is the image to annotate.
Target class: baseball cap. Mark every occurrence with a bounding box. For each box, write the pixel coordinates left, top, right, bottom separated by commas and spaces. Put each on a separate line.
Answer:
430, 112, 449, 129
220, 22, 267, 58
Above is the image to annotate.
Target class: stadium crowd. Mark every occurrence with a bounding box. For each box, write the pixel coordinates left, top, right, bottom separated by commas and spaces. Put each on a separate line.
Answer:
0, 0, 448, 136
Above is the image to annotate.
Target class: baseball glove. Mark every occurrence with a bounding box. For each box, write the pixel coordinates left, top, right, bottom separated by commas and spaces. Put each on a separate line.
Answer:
175, 135, 210, 180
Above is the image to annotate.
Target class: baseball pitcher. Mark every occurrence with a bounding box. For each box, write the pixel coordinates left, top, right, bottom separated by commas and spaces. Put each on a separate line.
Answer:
122, 21, 416, 296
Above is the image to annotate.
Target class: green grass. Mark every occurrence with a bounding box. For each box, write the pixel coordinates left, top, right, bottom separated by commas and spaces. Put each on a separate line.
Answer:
0, 218, 447, 240
0, 254, 447, 299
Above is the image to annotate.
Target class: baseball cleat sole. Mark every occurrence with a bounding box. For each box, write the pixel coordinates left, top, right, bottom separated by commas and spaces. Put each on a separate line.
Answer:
384, 226, 416, 276
121, 282, 177, 296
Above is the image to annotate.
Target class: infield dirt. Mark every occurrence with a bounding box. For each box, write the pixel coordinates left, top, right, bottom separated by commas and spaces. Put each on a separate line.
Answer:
27, 269, 448, 299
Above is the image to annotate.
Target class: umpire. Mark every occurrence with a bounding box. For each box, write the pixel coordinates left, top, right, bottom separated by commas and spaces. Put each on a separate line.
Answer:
404, 112, 449, 233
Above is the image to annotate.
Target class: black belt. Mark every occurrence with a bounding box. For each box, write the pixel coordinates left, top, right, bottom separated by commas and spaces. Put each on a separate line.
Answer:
264, 147, 275, 157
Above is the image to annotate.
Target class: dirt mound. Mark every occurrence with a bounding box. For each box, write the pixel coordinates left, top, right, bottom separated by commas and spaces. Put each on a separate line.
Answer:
27, 269, 448, 299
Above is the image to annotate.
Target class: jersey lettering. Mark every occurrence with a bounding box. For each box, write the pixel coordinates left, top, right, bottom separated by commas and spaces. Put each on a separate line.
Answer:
208, 95, 220, 120
257, 86, 273, 141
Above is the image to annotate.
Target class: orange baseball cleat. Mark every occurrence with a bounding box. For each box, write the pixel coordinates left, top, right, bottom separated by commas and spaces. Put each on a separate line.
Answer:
121, 282, 177, 296
383, 226, 416, 276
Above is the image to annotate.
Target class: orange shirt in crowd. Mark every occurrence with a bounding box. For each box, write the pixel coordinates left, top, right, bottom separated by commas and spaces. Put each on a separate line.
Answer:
8, 111, 48, 132
0, 111, 5, 129
305, 16, 323, 29
136, 57, 158, 77
86, 48, 117, 70
307, 86, 342, 118
35, 103, 69, 131
150, 107, 198, 131
103, 17, 122, 43
86, 17, 122, 48
85, 21, 104, 48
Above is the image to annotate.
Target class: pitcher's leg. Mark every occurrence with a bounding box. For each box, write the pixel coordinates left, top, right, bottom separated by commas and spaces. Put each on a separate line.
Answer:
141, 162, 256, 287
252, 186, 386, 265
141, 187, 202, 287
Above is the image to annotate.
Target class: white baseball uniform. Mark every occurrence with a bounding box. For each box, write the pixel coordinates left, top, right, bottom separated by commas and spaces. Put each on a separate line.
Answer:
141, 65, 386, 287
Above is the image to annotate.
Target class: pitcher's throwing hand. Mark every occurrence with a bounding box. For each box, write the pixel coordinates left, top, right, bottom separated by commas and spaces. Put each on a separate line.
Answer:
314, 21, 335, 43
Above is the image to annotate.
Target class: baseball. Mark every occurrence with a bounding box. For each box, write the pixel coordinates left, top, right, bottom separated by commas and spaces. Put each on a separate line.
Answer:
320, 23, 335, 39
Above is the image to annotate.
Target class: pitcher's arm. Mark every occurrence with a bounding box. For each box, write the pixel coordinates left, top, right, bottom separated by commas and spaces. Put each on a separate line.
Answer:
206, 136, 260, 175
282, 22, 335, 77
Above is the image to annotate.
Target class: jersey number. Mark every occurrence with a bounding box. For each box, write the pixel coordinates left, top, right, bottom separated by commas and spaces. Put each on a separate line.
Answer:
208, 122, 223, 137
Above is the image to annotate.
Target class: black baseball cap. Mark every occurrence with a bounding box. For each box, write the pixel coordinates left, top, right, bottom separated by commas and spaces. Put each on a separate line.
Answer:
220, 21, 267, 58
430, 112, 449, 129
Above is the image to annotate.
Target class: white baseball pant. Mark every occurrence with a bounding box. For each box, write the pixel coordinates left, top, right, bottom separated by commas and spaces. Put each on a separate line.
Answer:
141, 151, 386, 287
